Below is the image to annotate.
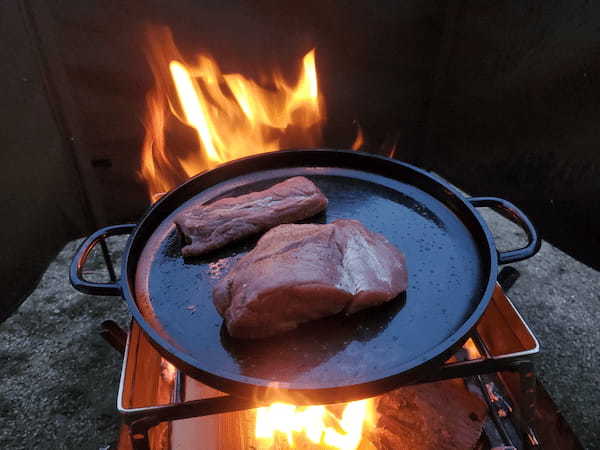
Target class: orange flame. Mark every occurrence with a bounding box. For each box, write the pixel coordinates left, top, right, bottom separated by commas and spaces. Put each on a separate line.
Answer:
462, 338, 482, 360
255, 399, 375, 449
351, 123, 364, 150
159, 358, 177, 383
139, 27, 324, 200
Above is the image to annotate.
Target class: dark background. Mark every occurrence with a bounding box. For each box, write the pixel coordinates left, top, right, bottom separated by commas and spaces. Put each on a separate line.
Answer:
2, 0, 599, 321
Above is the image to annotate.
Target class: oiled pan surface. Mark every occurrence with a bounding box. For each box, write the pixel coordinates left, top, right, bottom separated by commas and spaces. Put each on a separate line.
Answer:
133, 162, 489, 396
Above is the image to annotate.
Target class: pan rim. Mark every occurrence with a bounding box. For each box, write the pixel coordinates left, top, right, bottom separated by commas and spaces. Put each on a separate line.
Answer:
121, 149, 497, 402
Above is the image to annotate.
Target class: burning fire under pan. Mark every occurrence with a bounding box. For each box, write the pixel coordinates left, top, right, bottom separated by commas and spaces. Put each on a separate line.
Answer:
65, 25, 584, 450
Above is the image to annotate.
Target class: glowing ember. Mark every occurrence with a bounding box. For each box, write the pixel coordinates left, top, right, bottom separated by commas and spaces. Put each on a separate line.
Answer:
140, 27, 324, 200
255, 399, 374, 450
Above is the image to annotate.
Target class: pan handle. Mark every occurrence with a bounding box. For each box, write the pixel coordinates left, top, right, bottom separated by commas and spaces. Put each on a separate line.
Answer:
468, 197, 541, 264
70, 224, 136, 296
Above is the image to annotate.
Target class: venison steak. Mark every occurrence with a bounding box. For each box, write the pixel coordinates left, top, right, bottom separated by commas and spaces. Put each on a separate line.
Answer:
213, 219, 408, 339
175, 176, 328, 257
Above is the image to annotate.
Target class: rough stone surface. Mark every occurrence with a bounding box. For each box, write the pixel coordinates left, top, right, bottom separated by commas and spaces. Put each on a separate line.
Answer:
1, 210, 599, 449
479, 207, 600, 448
0, 237, 129, 450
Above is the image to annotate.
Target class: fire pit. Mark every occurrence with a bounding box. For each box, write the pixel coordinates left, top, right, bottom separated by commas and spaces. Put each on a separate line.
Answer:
93, 270, 578, 450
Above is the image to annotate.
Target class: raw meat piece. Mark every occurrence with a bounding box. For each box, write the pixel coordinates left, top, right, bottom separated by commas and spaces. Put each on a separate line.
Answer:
213, 219, 408, 339
175, 176, 328, 257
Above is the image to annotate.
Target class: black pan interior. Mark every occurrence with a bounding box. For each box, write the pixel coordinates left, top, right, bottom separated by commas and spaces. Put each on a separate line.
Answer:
131, 159, 491, 396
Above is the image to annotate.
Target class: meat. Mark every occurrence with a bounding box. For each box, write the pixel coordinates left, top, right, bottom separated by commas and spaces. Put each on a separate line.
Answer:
213, 219, 408, 339
175, 176, 328, 257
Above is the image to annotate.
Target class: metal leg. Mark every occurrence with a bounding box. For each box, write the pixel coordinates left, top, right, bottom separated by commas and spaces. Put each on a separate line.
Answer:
99, 237, 117, 282
122, 394, 266, 449
130, 431, 150, 450
498, 266, 520, 293
130, 418, 154, 450
100, 320, 127, 354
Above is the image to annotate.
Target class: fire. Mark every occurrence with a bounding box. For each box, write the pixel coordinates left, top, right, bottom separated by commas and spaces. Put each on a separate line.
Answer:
462, 338, 482, 360
255, 399, 374, 450
351, 123, 364, 150
159, 358, 177, 383
140, 27, 324, 200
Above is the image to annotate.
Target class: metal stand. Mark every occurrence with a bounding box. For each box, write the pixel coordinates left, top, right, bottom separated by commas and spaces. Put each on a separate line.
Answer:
99, 237, 117, 282
97, 263, 540, 450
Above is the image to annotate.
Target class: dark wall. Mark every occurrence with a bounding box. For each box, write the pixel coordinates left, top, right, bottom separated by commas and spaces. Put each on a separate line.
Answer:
416, 1, 600, 269
25, 0, 448, 222
2, 0, 448, 317
0, 1, 89, 321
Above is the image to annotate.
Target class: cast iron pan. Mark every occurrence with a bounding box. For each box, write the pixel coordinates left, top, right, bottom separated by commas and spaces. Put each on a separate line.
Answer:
71, 149, 540, 404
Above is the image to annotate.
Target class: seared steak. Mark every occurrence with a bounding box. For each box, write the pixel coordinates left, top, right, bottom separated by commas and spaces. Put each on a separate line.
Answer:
213, 219, 408, 339
175, 177, 328, 257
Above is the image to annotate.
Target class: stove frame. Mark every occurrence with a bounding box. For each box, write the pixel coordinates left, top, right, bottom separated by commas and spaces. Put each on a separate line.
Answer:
100, 262, 539, 450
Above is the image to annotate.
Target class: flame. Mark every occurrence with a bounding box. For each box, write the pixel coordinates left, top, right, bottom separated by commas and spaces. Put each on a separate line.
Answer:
159, 358, 177, 383
255, 399, 374, 449
387, 142, 398, 159
462, 338, 482, 360
140, 27, 324, 200
351, 123, 364, 150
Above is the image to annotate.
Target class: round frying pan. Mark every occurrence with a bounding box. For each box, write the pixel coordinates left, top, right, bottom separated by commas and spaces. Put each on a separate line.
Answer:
71, 149, 540, 404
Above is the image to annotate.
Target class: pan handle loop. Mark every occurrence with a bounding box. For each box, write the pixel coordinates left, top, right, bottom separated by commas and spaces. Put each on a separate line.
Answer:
468, 197, 541, 264
70, 224, 136, 296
